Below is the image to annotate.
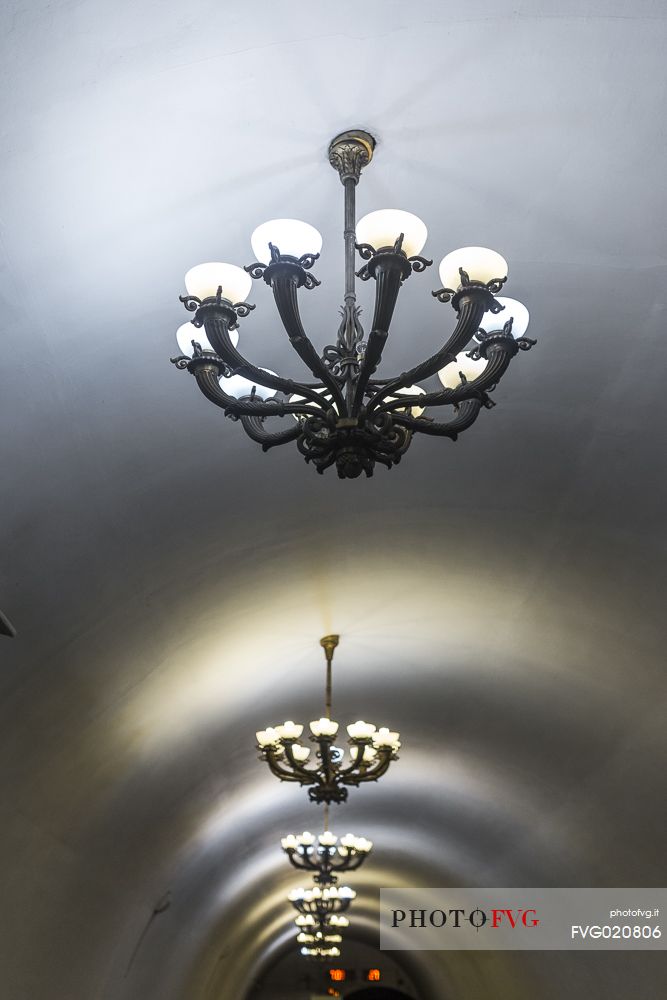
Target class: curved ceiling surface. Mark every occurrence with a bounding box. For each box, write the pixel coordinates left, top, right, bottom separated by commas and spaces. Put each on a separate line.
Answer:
0, 2, 666, 999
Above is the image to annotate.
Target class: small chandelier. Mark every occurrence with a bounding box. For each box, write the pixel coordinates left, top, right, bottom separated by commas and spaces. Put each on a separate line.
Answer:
256, 635, 400, 803
300, 945, 341, 960
294, 913, 349, 930
172, 128, 535, 479
281, 829, 372, 884
288, 884, 356, 919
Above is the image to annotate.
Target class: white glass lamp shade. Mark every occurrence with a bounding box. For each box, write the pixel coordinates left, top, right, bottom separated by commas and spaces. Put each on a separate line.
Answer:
373, 727, 401, 749
318, 831, 337, 847
184, 262, 252, 303
338, 886, 356, 900
438, 247, 508, 290
478, 296, 530, 337
256, 727, 280, 747
281, 835, 298, 851
324, 934, 342, 943
347, 720, 376, 740
356, 209, 427, 257
288, 888, 305, 901
299, 831, 316, 846
251, 219, 322, 263
176, 322, 239, 357
386, 384, 426, 417
275, 721, 303, 740
310, 717, 339, 738
291, 745, 311, 763
297, 933, 315, 944
329, 915, 349, 927
295, 914, 315, 926
362, 745, 378, 763
438, 352, 488, 390
219, 368, 277, 400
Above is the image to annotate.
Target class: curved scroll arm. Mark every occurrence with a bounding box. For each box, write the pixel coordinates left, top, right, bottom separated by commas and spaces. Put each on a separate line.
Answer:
194, 303, 326, 408
366, 288, 494, 414
193, 364, 325, 421
269, 273, 347, 414
391, 399, 483, 439
239, 415, 301, 451
262, 750, 314, 785
337, 743, 394, 784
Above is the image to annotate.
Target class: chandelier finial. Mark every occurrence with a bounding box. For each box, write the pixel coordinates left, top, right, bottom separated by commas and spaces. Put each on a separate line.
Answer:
328, 129, 376, 185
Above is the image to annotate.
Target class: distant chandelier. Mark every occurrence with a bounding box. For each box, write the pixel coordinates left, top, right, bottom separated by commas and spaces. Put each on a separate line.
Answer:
256, 635, 400, 803
172, 128, 535, 479
281, 829, 372, 884
300, 945, 341, 960
295, 913, 349, 930
288, 884, 356, 919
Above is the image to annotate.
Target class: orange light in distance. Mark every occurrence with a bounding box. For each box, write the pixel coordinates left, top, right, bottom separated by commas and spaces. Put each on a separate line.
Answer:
329, 968, 346, 982
327, 990, 341, 997
367, 968, 381, 981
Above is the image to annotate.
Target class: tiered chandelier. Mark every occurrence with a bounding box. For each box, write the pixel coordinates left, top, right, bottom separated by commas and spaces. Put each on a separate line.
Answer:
256, 634, 401, 804
172, 128, 535, 479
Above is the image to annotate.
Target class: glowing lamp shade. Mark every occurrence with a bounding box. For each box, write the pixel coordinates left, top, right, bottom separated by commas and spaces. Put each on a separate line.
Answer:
184, 262, 252, 303
356, 209, 427, 257
251, 219, 322, 263
438, 353, 487, 389
438, 247, 508, 290
479, 296, 530, 337
176, 322, 238, 357
219, 368, 277, 400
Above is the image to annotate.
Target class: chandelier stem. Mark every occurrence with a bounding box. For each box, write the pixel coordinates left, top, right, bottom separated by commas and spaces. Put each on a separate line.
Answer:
343, 176, 357, 321
320, 634, 338, 719
324, 803, 329, 833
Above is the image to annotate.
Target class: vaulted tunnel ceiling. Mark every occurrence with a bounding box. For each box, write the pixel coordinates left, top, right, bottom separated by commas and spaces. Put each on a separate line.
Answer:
0, 2, 666, 999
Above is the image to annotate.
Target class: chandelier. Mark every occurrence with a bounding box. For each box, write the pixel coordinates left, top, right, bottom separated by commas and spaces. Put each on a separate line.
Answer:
294, 914, 349, 930
288, 884, 356, 919
255, 635, 400, 803
172, 128, 535, 479
300, 946, 341, 960
281, 829, 372, 884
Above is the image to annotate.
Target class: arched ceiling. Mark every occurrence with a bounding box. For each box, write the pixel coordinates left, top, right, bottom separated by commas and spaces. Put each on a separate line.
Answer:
1, 2, 666, 999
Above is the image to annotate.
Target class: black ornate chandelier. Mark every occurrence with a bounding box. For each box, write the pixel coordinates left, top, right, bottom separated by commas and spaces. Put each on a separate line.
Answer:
281, 828, 372, 885
288, 884, 356, 921
172, 129, 536, 479
255, 635, 400, 803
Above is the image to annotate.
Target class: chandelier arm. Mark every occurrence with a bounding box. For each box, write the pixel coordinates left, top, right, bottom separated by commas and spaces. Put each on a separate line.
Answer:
263, 752, 309, 783
286, 852, 317, 874
375, 337, 519, 417
330, 853, 365, 873
342, 749, 394, 785
335, 741, 366, 777
193, 364, 289, 417
269, 275, 347, 414
194, 365, 324, 419
282, 741, 324, 783
351, 327, 388, 415
200, 307, 326, 406
392, 400, 483, 438
366, 291, 489, 413
239, 415, 302, 450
